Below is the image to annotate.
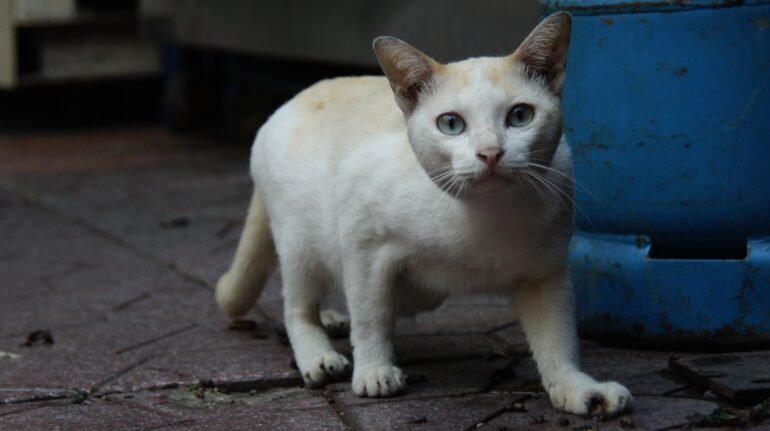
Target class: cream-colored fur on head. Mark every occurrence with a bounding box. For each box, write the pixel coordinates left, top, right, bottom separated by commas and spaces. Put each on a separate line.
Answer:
216, 12, 632, 416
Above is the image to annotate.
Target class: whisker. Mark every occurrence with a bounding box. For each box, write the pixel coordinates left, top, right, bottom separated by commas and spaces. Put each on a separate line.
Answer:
426, 164, 457, 227
528, 169, 597, 231
451, 176, 464, 200
528, 160, 605, 208
523, 169, 571, 214
519, 172, 548, 206
429, 169, 456, 183
527, 148, 552, 156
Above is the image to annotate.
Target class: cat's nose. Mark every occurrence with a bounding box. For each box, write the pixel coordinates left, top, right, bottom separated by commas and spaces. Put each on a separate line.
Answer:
476, 147, 504, 169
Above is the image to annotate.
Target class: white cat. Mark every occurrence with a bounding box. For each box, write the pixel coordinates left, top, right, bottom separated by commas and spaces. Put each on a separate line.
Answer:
216, 12, 632, 416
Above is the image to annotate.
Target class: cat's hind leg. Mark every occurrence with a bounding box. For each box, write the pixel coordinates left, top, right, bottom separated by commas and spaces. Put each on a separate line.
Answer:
280, 254, 350, 387
513, 273, 632, 416
320, 309, 350, 338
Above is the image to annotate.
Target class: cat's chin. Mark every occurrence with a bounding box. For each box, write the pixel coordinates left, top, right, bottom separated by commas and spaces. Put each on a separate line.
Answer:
467, 173, 517, 196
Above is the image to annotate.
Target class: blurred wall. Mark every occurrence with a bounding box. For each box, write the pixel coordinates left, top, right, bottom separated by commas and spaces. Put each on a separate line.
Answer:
143, 0, 541, 65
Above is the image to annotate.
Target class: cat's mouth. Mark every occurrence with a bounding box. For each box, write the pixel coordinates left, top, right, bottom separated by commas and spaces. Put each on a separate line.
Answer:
476, 172, 508, 184
433, 170, 517, 198
471, 170, 515, 191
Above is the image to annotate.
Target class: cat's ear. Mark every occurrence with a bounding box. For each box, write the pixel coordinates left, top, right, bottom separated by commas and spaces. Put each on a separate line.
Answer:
512, 12, 572, 95
373, 37, 441, 114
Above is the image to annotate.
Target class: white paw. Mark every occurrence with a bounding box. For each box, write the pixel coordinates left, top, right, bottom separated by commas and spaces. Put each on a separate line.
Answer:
352, 365, 406, 397
548, 374, 633, 416
299, 351, 351, 388
319, 309, 349, 338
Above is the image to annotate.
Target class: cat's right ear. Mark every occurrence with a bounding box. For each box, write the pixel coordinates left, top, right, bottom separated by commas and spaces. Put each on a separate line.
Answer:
512, 12, 572, 95
373, 37, 441, 115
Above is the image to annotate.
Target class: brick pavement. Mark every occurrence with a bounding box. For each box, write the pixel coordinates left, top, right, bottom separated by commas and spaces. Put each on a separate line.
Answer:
0, 127, 767, 430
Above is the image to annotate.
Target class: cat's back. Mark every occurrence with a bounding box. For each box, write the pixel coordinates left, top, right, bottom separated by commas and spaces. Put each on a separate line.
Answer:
292, 76, 398, 121
255, 76, 404, 163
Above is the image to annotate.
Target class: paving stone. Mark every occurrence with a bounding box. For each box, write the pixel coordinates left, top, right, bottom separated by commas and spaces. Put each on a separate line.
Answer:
395, 334, 499, 366
494, 356, 546, 393
670, 352, 770, 404
0, 185, 295, 403
395, 301, 517, 336
336, 393, 530, 431
6, 160, 252, 286
0, 189, 204, 339
0, 191, 191, 402
0, 398, 173, 430
326, 333, 500, 372
0, 348, 149, 404
488, 328, 688, 397
487, 322, 531, 356
486, 393, 719, 431
0, 284, 297, 400
579, 343, 689, 397
400, 357, 521, 397
1, 325, 296, 402
127, 386, 347, 431
99, 339, 300, 395
490, 343, 688, 398
0, 387, 348, 431
328, 356, 521, 407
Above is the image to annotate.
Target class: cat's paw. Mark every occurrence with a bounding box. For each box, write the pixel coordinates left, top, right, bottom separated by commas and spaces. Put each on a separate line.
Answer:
300, 351, 351, 388
319, 309, 349, 338
548, 374, 633, 416
352, 365, 406, 397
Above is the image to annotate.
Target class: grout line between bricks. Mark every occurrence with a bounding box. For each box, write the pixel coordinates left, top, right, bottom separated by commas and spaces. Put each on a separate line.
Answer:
0, 402, 60, 418
0, 178, 214, 292
661, 385, 693, 397
114, 323, 198, 355
0, 393, 76, 407
137, 419, 197, 431
461, 393, 533, 431
111, 292, 153, 312
322, 388, 359, 431
478, 356, 526, 394
652, 422, 690, 431
399, 353, 489, 367
90, 355, 155, 395
106, 396, 189, 421
484, 321, 520, 335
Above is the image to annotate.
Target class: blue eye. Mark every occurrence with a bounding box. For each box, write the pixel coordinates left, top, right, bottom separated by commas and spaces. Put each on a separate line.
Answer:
436, 113, 466, 135
507, 104, 535, 127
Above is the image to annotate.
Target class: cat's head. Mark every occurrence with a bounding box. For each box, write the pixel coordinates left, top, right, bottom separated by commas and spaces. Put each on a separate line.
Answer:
373, 12, 571, 199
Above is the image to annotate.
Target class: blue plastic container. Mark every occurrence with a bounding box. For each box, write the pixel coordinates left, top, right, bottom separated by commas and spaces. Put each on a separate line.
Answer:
542, 0, 770, 349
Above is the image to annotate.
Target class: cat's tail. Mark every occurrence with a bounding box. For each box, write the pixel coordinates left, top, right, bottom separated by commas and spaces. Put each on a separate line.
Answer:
215, 189, 276, 319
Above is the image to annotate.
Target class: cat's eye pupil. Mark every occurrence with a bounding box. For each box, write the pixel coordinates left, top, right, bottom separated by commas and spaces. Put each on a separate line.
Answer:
507, 104, 534, 127
437, 113, 465, 135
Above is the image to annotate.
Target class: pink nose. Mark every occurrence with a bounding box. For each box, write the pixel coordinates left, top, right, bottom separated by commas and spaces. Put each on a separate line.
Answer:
476, 147, 504, 169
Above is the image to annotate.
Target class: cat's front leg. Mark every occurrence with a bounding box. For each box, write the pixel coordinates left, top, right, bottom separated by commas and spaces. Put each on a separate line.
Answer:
344, 251, 406, 397
513, 273, 633, 416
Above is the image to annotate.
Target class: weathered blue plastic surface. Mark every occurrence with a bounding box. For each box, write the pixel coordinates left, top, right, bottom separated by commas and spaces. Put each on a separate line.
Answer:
545, 0, 770, 15
543, 1, 770, 348
562, 3, 770, 254
570, 233, 770, 349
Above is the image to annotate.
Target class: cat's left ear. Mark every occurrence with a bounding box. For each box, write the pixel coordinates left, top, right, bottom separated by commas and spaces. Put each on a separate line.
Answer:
373, 37, 441, 115
512, 12, 572, 95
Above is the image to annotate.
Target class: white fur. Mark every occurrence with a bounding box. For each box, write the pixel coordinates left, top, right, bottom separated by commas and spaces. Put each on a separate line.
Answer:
217, 13, 632, 416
